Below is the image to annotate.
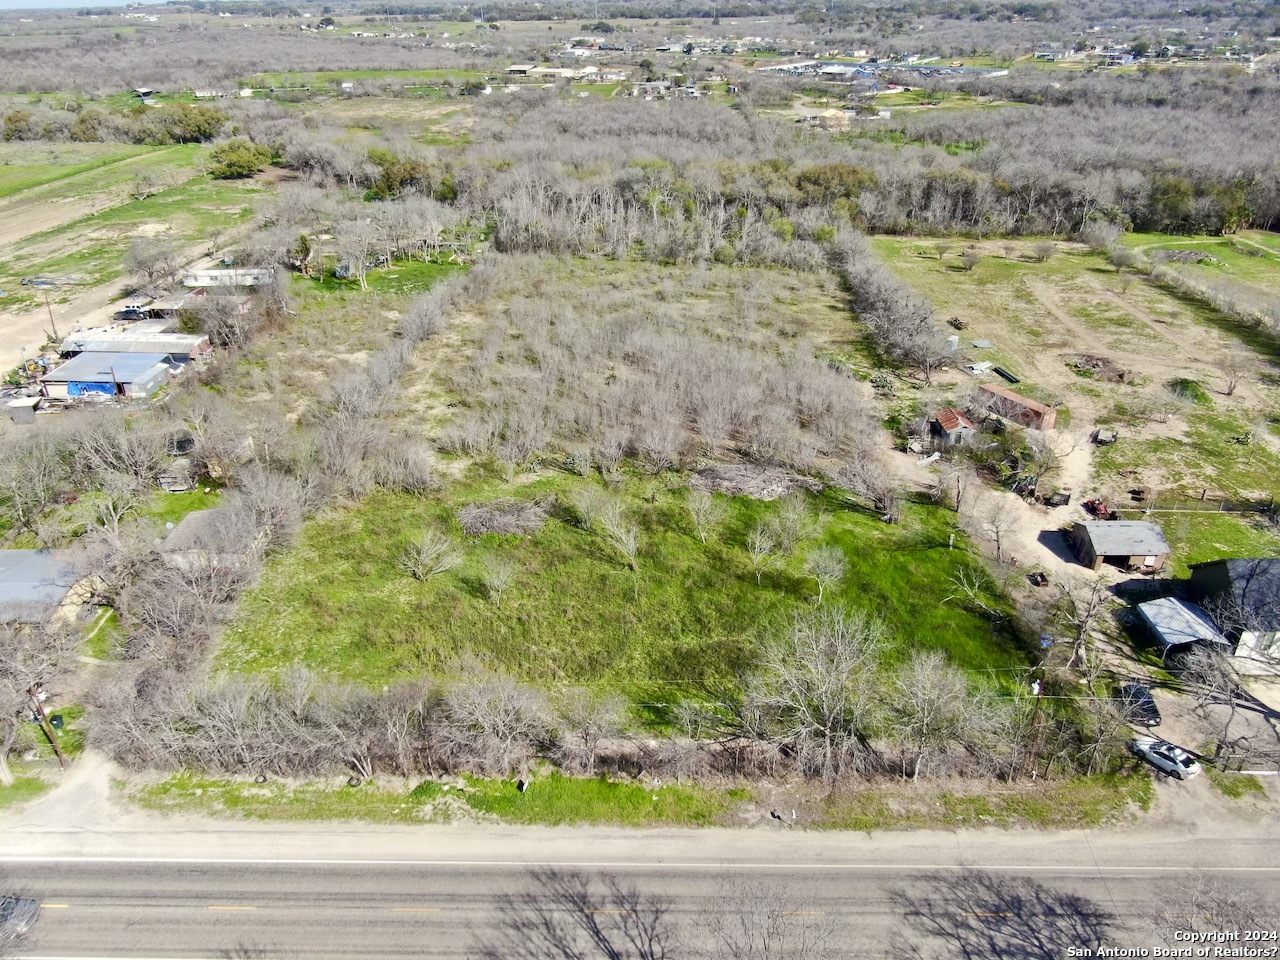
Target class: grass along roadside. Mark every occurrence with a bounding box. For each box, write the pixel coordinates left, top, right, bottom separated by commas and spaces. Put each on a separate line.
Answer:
0, 775, 51, 811
131, 771, 733, 826
128, 770, 1154, 830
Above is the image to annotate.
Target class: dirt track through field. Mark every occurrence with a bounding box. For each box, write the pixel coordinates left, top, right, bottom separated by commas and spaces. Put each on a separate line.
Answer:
0, 149, 200, 250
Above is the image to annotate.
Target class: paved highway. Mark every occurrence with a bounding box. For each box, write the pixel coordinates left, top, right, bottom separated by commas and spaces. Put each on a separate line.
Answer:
4, 826, 1279, 959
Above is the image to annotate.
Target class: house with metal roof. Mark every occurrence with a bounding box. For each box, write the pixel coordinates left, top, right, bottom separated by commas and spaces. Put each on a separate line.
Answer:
41, 352, 174, 400
1069, 520, 1170, 573
930, 407, 977, 447
978, 382, 1058, 431
0, 549, 79, 622
1136, 597, 1229, 661
1188, 558, 1280, 669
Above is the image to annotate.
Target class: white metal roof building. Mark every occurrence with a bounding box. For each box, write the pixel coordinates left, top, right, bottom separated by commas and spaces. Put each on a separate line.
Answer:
1137, 597, 1230, 657
0, 549, 78, 622
59, 333, 211, 361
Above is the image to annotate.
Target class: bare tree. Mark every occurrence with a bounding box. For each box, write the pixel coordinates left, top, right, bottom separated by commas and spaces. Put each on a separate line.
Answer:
600, 511, 641, 573
1217, 346, 1252, 398
804, 546, 847, 604
890, 650, 975, 780
1032, 241, 1056, 262
123, 235, 181, 289
934, 242, 954, 260
960, 249, 981, 272
437, 671, 549, 775
746, 525, 781, 586
1146, 874, 1279, 946
1181, 646, 1244, 763
481, 556, 518, 608
0, 620, 78, 787
555, 687, 628, 776
1054, 574, 1113, 678
686, 490, 728, 545
976, 498, 1019, 564
768, 493, 820, 555
743, 608, 884, 780
401, 530, 463, 581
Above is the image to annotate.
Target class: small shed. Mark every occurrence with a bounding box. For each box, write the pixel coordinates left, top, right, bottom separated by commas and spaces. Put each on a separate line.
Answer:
6, 396, 40, 424
978, 382, 1058, 431
1069, 520, 1170, 573
930, 407, 977, 447
41, 352, 173, 400
158, 457, 198, 493
1137, 597, 1230, 661
159, 507, 266, 572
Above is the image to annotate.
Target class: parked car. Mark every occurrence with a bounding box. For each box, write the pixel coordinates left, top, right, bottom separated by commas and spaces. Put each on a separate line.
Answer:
114, 308, 148, 321
1116, 683, 1161, 727
1128, 737, 1201, 780
0, 895, 40, 937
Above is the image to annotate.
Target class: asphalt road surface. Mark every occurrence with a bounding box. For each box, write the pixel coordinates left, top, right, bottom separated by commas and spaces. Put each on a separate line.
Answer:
5, 832, 1280, 959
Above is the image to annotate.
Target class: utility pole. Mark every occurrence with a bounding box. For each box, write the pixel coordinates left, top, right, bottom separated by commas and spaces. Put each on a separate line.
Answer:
29, 684, 69, 771
40, 287, 61, 342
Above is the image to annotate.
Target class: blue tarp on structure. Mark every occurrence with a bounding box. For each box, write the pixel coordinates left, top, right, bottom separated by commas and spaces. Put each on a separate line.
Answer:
67, 382, 115, 397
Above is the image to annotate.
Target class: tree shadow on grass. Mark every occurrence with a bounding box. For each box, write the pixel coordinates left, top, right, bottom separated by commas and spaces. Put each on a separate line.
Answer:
890, 870, 1113, 960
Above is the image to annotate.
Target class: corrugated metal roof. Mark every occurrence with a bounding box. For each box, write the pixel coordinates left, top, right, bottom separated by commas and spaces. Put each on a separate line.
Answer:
934, 407, 975, 432
1076, 520, 1170, 557
161, 508, 230, 553
979, 382, 1052, 415
1137, 598, 1229, 649
60, 334, 208, 356
0, 549, 77, 619
42, 352, 173, 384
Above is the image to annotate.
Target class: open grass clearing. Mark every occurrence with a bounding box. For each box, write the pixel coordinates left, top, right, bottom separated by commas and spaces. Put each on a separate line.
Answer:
0, 171, 266, 311
220, 478, 1024, 716
816, 772, 1155, 830
0, 142, 162, 199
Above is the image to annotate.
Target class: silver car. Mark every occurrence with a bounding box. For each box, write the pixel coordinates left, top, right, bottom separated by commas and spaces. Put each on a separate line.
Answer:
1128, 736, 1202, 780
0, 895, 40, 937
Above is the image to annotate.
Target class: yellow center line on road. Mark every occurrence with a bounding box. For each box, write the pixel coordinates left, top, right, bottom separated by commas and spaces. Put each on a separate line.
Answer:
206, 905, 258, 911
40, 903, 71, 909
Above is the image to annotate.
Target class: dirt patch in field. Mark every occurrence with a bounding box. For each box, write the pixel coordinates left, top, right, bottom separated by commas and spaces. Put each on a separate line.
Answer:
690, 464, 824, 500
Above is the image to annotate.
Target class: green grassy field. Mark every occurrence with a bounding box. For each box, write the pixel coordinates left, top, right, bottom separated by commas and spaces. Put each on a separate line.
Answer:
0, 143, 164, 199
133, 768, 1153, 829
220, 476, 1024, 713
0, 775, 50, 811
135, 771, 734, 826
245, 68, 488, 90
0, 168, 267, 311
817, 772, 1154, 830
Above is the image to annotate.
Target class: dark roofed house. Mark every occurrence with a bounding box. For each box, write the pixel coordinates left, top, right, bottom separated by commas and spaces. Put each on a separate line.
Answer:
930, 407, 977, 447
1188, 558, 1280, 669
1069, 520, 1169, 573
1137, 597, 1230, 662
0, 550, 79, 623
